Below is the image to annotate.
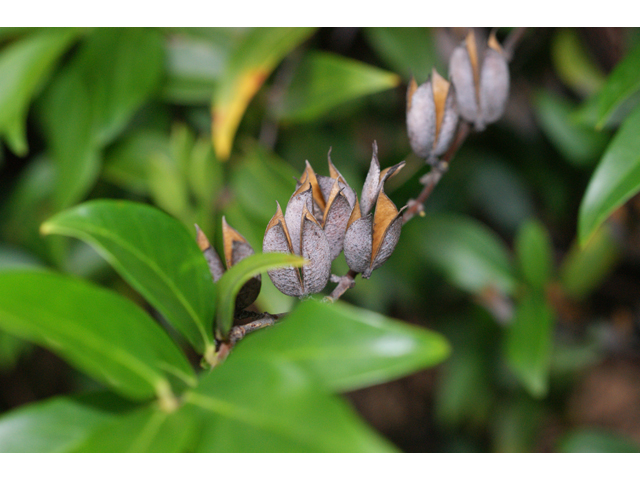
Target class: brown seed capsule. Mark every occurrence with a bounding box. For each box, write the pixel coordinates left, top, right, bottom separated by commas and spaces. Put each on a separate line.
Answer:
343, 144, 405, 279
449, 30, 510, 131
406, 69, 459, 162
195, 219, 261, 311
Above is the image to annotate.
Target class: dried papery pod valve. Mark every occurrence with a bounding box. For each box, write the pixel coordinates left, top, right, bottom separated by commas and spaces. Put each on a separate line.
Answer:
406, 69, 459, 163
449, 30, 510, 131
343, 143, 406, 279
195, 218, 261, 311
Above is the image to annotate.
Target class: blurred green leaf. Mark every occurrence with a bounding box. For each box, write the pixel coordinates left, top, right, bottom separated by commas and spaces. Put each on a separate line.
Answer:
278, 51, 401, 123
42, 200, 217, 354
73, 404, 198, 453
418, 214, 516, 295
0, 244, 45, 270
364, 27, 438, 81
188, 137, 222, 206
0, 329, 31, 371
560, 225, 619, 300
0, 392, 135, 453
75, 28, 164, 146
0, 270, 196, 401
147, 152, 191, 221
216, 253, 306, 338
234, 300, 450, 392
578, 104, 640, 244
505, 291, 555, 398
38, 67, 99, 210
0, 28, 81, 155
534, 89, 609, 166
559, 428, 640, 453
186, 358, 395, 452
515, 219, 554, 290
551, 29, 605, 98
492, 396, 544, 453
212, 27, 316, 159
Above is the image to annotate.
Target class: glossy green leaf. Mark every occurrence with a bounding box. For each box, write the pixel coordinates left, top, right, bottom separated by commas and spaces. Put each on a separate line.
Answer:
0, 392, 136, 453
551, 29, 605, 98
505, 291, 555, 398
418, 214, 516, 295
0, 28, 80, 155
186, 358, 395, 452
578, 104, 640, 244
216, 253, 307, 338
0, 270, 196, 401
559, 429, 640, 453
233, 300, 450, 392
212, 27, 316, 159
74, 28, 164, 146
73, 404, 199, 453
515, 219, 554, 290
584, 40, 640, 129
364, 27, 438, 81
42, 200, 217, 353
534, 89, 609, 166
38, 67, 99, 209
277, 51, 401, 122
560, 225, 620, 300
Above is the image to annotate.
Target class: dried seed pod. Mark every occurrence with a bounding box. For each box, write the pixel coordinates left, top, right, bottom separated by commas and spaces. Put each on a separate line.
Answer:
449, 30, 510, 131
406, 69, 459, 162
343, 144, 406, 279
195, 219, 261, 311
263, 199, 332, 297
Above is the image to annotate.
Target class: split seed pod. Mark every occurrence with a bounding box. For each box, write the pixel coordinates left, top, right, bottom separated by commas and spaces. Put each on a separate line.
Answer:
195, 218, 261, 311
263, 188, 332, 298
406, 69, 459, 163
343, 143, 406, 279
449, 30, 510, 131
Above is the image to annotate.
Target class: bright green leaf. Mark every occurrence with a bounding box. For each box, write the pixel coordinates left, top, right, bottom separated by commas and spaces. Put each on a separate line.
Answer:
418, 214, 516, 295
560, 224, 620, 300
277, 51, 401, 123
0, 392, 136, 453
42, 200, 217, 354
233, 300, 450, 392
0, 28, 81, 155
578, 104, 640, 244
216, 253, 307, 338
73, 404, 199, 453
212, 27, 316, 159
0, 270, 196, 401
515, 219, 554, 290
185, 358, 395, 452
505, 291, 555, 398
559, 428, 640, 453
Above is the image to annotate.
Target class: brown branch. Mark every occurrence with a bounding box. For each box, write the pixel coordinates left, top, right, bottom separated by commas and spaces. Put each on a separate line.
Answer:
325, 269, 358, 302
502, 27, 527, 61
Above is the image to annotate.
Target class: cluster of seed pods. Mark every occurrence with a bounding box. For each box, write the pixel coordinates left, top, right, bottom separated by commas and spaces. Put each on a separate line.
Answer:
407, 30, 510, 163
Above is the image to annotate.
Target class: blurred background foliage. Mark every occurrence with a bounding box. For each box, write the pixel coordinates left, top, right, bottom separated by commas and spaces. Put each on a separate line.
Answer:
2, 27, 640, 452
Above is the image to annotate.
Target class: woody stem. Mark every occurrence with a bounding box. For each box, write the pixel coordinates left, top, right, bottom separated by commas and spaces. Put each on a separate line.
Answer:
503, 27, 527, 61
326, 269, 358, 302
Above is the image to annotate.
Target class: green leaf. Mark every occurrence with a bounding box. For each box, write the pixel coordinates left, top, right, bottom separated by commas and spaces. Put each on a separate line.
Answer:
364, 27, 439, 81
551, 29, 605, 98
233, 300, 450, 392
418, 214, 516, 295
533, 89, 609, 167
559, 429, 640, 453
515, 219, 554, 290
212, 27, 316, 159
0, 392, 136, 453
216, 253, 307, 338
73, 404, 199, 453
584, 40, 640, 129
74, 28, 164, 146
0, 270, 196, 401
0, 28, 81, 155
277, 51, 401, 123
38, 67, 99, 210
578, 104, 640, 244
560, 225, 620, 300
185, 358, 395, 452
41, 200, 217, 354
504, 291, 555, 398
0, 329, 31, 371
